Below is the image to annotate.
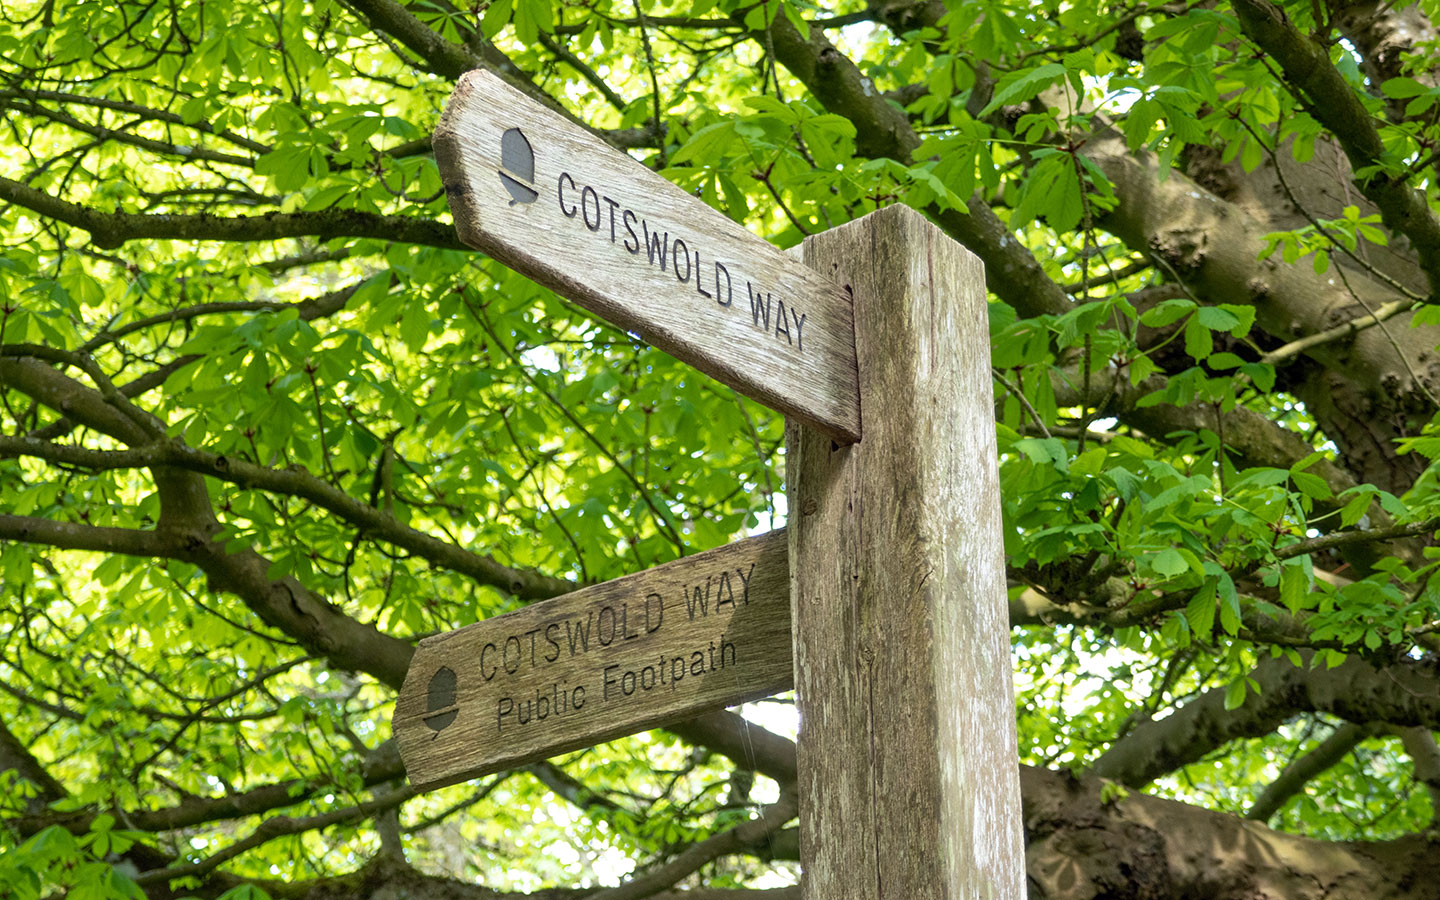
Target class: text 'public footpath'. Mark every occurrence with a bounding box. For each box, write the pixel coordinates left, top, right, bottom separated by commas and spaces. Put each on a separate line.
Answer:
488, 562, 758, 732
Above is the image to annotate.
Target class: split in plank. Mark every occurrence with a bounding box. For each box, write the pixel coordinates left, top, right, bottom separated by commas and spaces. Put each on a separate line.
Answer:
394, 529, 790, 791
433, 69, 861, 443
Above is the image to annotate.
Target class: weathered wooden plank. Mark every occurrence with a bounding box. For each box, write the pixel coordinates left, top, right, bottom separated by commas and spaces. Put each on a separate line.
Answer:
787, 205, 1025, 899
394, 530, 791, 791
433, 69, 861, 443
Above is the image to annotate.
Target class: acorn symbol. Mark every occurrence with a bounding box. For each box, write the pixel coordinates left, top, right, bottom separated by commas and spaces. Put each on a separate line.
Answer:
498, 128, 538, 206
423, 666, 459, 738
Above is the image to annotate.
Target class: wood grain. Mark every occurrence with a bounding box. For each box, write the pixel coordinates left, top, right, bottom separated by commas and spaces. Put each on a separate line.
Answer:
787, 205, 1025, 899
433, 69, 860, 443
395, 530, 791, 791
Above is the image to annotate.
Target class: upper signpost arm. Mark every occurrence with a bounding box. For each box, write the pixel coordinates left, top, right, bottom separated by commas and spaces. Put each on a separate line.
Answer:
433, 69, 861, 443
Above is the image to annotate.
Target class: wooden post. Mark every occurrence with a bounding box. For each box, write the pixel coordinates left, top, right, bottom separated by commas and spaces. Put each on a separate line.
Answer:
787, 205, 1024, 899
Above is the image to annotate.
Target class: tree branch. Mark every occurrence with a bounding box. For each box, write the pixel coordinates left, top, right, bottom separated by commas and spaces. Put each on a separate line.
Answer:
26, 355, 200, 442
1086, 130, 1440, 492
1246, 721, 1376, 821
0, 355, 153, 444
539, 33, 629, 112
2, 99, 255, 167
586, 793, 799, 900
0, 175, 465, 250
340, 0, 650, 155
527, 761, 627, 816
160, 441, 577, 600
738, 7, 1074, 318
0, 716, 68, 813
200, 857, 800, 900
1088, 652, 1440, 787
1257, 298, 1414, 365
1396, 725, 1440, 818
1024, 762, 1440, 899
134, 784, 418, 885
1273, 518, 1439, 560
80, 278, 368, 353
1231, 0, 1440, 299
0, 513, 174, 556
340, 0, 480, 79
0, 88, 273, 155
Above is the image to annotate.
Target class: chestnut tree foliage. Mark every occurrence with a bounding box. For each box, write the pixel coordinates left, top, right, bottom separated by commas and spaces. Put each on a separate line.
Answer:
9, 0, 1440, 897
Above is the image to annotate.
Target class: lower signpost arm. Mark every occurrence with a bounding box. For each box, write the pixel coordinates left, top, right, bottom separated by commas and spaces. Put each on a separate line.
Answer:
787, 204, 1026, 899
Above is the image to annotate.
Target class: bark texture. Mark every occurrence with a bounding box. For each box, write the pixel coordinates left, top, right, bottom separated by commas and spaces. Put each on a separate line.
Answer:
1023, 766, 1440, 900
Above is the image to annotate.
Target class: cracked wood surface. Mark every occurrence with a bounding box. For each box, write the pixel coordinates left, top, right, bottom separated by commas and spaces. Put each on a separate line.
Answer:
787, 205, 1024, 899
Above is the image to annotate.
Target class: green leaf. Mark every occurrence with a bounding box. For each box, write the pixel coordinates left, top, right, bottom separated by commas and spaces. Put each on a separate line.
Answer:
742, 95, 797, 122
482, 0, 512, 37
1128, 353, 1160, 385
1289, 452, 1326, 473
1240, 135, 1262, 172
304, 184, 353, 211
1381, 76, 1430, 99
1050, 159, 1084, 233
1014, 436, 1069, 472
400, 301, 430, 352
1217, 573, 1241, 635
1339, 492, 1371, 527
1184, 316, 1212, 360
1108, 467, 1143, 501
1292, 131, 1316, 163
1240, 362, 1276, 392
1072, 446, 1107, 477
1291, 471, 1333, 501
1280, 561, 1309, 613
93, 555, 126, 587
1123, 98, 1161, 149
179, 96, 209, 125
739, 1, 775, 26
670, 120, 738, 165
979, 63, 1066, 116
256, 147, 310, 193
1139, 298, 1196, 328
1220, 305, 1256, 336
1011, 155, 1072, 231
1223, 678, 1248, 710
1195, 306, 1239, 332
1186, 582, 1217, 635
1152, 548, 1189, 577
1376, 490, 1408, 517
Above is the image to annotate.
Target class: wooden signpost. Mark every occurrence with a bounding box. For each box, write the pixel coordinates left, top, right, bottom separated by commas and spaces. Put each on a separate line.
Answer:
395, 530, 789, 790
788, 208, 1024, 898
399, 66, 1026, 899
433, 69, 861, 443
